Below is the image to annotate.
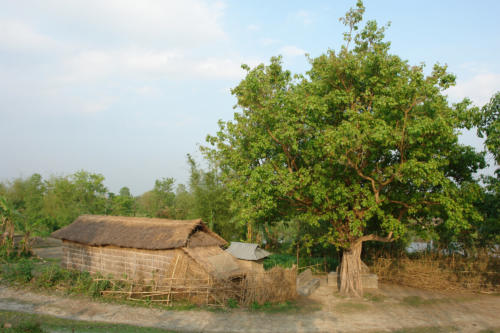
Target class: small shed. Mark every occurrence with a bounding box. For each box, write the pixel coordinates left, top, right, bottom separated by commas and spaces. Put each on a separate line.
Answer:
226, 242, 271, 273
51, 215, 243, 283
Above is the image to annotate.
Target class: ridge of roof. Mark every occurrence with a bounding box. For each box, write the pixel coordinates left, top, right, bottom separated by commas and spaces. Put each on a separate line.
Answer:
51, 215, 226, 250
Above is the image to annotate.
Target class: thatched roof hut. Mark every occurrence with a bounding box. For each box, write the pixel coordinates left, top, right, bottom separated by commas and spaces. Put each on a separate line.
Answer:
52, 215, 243, 283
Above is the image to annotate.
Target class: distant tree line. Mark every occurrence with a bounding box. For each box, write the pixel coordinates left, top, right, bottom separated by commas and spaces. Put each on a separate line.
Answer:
0, 155, 244, 243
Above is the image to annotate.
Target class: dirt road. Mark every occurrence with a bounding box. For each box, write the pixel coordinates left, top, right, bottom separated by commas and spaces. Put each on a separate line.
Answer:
1, 281, 499, 333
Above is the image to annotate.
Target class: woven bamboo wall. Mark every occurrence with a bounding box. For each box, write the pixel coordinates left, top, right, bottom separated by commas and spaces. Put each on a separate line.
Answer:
62, 240, 179, 281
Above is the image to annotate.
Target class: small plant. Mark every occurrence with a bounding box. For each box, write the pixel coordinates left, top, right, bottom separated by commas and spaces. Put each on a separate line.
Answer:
35, 264, 68, 288
226, 298, 238, 309
11, 320, 45, 332
249, 301, 261, 311
2, 259, 34, 283
364, 292, 385, 302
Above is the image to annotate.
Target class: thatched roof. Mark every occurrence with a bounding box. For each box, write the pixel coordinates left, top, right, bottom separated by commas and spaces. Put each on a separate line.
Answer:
51, 215, 226, 250
226, 242, 271, 261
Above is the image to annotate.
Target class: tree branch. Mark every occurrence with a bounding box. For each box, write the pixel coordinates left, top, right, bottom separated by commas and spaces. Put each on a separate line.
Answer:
354, 232, 393, 245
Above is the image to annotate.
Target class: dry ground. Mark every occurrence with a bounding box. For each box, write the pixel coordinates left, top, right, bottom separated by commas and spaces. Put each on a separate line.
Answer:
2, 239, 496, 333
0, 278, 499, 332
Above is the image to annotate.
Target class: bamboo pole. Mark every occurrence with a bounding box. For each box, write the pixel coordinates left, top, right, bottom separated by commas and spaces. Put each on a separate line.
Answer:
166, 255, 180, 306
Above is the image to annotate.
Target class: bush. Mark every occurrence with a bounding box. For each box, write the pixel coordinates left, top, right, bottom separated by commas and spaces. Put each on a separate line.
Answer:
34, 264, 69, 288
227, 298, 238, 309
263, 253, 338, 272
11, 320, 45, 332
2, 259, 34, 283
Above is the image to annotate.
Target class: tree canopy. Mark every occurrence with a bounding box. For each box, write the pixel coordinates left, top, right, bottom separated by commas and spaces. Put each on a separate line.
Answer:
205, 1, 485, 295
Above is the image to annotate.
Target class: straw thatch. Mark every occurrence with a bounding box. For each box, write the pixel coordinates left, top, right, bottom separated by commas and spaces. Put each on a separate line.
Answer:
51, 215, 226, 250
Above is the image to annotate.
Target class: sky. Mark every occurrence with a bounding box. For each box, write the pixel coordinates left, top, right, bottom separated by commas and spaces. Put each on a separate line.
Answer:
1, 0, 499, 195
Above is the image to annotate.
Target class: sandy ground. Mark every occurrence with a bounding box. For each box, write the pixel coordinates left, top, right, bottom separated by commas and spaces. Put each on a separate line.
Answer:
0, 280, 499, 333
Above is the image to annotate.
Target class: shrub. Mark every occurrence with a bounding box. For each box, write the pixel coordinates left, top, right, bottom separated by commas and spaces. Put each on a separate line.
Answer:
34, 264, 69, 288
1, 259, 34, 283
227, 298, 238, 309
263, 253, 338, 272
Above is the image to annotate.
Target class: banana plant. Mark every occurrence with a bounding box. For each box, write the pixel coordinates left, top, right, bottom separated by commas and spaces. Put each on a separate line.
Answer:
0, 196, 16, 257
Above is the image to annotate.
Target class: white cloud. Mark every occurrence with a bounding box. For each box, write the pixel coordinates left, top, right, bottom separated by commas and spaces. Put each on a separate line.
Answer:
260, 38, 279, 46
0, 19, 59, 51
447, 72, 500, 106
81, 98, 115, 114
294, 10, 313, 25
279, 45, 306, 57
247, 24, 260, 31
194, 57, 247, 79
135, 85, 160, 96
37, 0, 227, 47
56, 48, 254, 83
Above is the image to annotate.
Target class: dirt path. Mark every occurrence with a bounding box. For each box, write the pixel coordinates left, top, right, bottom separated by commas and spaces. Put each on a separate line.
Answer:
1, 282, 499, 333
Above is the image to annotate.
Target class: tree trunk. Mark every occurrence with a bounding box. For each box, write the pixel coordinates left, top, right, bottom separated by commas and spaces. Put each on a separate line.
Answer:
339, 241, 363, 297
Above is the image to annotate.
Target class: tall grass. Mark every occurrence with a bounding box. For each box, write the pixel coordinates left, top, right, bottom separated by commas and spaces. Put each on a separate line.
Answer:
371, 252, 500, 293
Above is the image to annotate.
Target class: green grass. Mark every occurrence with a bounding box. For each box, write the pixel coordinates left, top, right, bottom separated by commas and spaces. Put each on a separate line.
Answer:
334, 301, 370, 312
364, 292, 386, 302
0, 310, 178, 332
248, 300, 299, 313
479, 328, 500, 333
400, 296, 451, 307
388, 326, 458, 333
263, 253, 338, 272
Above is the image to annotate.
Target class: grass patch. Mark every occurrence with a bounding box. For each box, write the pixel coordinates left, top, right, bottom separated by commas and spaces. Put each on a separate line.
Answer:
364, 292, 386, 302
334, 301, 370, 312
0, 309, 177, 332
479, 328, 500, 333
248, 300, 299, 313
389, 326, 458, 333
401, 296, 451, 306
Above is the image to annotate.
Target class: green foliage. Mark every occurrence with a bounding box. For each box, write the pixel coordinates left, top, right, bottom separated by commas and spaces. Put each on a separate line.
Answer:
477, 92, 500, 166
107, 187, 136, 216
0, 310, 177, 333
249, 300, 298, 312
263, 253, 338, 272
1, 259, 111, 299
2, 259, 34, 283
10, 320, 45, 333
226, 298, 238, 309
187, 155, 242, 240
136, 178, 177, 218
1, 171, 108, 234
205, 1, 484, 254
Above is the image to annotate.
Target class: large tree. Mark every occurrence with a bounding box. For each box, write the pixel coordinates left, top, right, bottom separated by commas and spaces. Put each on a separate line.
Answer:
205, 1, 484, 296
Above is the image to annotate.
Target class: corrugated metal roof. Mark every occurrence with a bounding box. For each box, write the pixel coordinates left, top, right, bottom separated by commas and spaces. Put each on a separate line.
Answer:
226, 242, 271, 261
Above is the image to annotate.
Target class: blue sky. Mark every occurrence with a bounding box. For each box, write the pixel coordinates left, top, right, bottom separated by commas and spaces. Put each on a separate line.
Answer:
1, 0, 499, 195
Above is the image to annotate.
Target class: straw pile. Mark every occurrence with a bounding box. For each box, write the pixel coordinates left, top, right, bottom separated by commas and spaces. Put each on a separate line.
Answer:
241, 266, 297, 305
371, 255, 500, 293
